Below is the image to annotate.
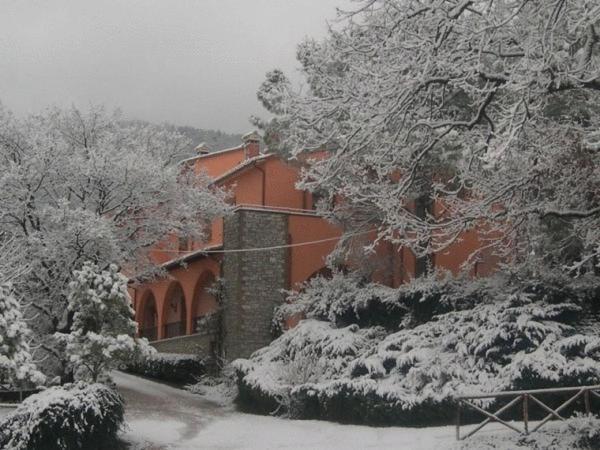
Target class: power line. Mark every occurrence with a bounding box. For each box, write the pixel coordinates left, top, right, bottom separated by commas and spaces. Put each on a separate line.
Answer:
150, 230, 374, 255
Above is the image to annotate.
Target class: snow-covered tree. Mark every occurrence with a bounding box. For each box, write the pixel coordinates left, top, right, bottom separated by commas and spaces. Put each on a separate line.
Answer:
56, 262, 153, 382
0, 104, 229, 377
244, 2, 600, 423
0, 283, 45, 388
255, 0, 600, 271
0, 236, 30, 286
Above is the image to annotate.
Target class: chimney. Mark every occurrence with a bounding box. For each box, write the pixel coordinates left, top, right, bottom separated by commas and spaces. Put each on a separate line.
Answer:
242, 131, 260, 159
195, 142, 210, 155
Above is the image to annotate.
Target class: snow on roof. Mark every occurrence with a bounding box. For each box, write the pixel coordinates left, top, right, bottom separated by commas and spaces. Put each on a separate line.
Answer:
161, 244, 223, 270
178, 144, 245, 165
210, 153, 274, 185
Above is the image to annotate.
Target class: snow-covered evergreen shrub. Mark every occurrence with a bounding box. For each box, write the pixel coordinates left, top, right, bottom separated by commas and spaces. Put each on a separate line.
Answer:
234, 320, 385, 415
55, 262, 153, 382
347, 294, 600, 410
186, 363, 237, 406
273, 272, 405, 333
0, 283, 45, 388
276, 267, 597, 332
237, 270, 600, 425
567, 413, 600, 449
0, 383, 124, 450
126, 352, 206, 385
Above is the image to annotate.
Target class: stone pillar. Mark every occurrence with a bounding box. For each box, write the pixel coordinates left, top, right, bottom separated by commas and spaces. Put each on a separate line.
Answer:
221, 209, 288, 360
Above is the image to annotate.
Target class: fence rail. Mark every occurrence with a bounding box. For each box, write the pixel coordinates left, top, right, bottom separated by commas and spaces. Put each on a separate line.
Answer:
0, 387, 40, 405
456, 385, 600, 441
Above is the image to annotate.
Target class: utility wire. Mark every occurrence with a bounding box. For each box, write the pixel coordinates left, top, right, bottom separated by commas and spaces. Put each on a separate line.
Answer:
150, 230, 374, 255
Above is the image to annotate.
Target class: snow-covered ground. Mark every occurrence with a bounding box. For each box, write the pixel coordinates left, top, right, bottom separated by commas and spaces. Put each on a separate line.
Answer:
115, 371, 517, 450
0, 372, 576, 450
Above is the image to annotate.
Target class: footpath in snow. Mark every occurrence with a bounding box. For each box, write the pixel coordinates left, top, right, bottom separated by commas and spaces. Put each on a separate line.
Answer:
114, 371, 472, 450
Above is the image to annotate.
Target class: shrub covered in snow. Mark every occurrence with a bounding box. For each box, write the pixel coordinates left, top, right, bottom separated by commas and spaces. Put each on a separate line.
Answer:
186, 364, 237, 407
236, 320, 385, 415
127, 352, 206, 385
55, 262, 153, 382
274, 272, 405, 334
0, 383, 124, 450
0, 283, 45, 388
236, 269, 600, 425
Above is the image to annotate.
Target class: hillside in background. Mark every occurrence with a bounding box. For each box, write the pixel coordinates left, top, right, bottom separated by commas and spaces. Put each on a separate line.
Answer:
124, 119, 242, 161
175, 125, 242, 157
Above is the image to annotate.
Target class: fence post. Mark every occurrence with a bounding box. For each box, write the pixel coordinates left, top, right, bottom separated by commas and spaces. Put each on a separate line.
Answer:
523, 394, 529, 434
456, 400, 461, 440
584, 389, 591, 414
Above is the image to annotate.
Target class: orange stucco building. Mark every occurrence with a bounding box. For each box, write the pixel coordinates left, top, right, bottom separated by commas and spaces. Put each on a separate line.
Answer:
131, 132, 497, 360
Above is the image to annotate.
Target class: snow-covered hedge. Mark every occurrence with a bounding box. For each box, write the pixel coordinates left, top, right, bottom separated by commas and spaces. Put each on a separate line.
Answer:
274, 273, 405, 333
236, 270, 600, 425
236, 320, 384, 415
126, 352, 206, 384
273, 271, 495, 335
0, 383, 124, 450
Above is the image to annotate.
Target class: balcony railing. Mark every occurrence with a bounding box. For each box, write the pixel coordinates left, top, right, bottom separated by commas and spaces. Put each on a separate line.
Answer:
139, 326, 157, 342
163, 321, 186, 339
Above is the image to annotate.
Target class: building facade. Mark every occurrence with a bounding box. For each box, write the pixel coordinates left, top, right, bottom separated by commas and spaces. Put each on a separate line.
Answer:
130, 133, 497, 361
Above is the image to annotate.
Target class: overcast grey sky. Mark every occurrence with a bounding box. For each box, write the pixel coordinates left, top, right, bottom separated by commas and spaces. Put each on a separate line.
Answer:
0, 0, 348, 133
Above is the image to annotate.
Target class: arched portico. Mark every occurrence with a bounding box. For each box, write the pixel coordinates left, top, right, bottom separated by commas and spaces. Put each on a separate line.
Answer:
138, 291, 158, 341
162, 282, 187, 339
189, 270, 219, 334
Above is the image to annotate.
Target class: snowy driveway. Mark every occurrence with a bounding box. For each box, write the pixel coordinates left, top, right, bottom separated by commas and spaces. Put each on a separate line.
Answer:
114, 371, 227, 449
115, 371, 460, 450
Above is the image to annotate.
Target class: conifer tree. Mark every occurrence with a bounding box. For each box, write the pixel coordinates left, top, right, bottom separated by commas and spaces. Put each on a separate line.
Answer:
57, 262, 153, 382
0, 283, 44, 387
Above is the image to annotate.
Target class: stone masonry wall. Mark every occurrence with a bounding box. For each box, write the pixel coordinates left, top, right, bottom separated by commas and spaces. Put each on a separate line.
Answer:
222, 209, 288, 360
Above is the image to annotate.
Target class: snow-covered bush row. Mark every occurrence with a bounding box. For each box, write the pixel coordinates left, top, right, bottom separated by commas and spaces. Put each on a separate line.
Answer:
0, 383, 124, 450
126, 352, 206, 385
236, 270, 600, 425
273, 272, 405, 333
276, 268, 599, 332
235, 320, 385, 414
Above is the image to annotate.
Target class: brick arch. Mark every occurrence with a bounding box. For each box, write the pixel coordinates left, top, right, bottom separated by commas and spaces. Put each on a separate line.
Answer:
138, 289, 158, 341
189, 270, 219, 334
162, 281, 187, 339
